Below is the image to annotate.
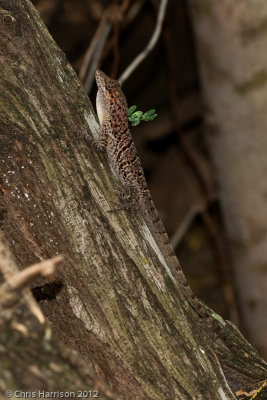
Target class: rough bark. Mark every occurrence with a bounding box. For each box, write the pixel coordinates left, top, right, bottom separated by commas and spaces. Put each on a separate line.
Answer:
0, 233, 120, 400
0, 1, 266, 399
187, 0, 267, 358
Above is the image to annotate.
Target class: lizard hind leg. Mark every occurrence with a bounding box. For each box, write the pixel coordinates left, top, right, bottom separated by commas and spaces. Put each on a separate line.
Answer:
114, 184, 140, 212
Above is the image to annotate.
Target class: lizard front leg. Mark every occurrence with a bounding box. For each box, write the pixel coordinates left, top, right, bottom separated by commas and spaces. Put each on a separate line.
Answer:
80, 123, 108, 152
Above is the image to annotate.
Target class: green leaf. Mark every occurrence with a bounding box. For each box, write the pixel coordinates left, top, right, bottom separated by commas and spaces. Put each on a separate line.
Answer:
128, 116, 138, 122
143, 109, 156, 118
128, 106, 157, 126
131, 119, 141, 126
128, 105, 137, 116
143, 114, 157, 121
131, 111, 143, 119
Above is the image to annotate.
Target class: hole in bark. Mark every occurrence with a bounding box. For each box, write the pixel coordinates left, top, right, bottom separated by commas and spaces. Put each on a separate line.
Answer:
31, 281, 63, 302
2, 14, 16, 25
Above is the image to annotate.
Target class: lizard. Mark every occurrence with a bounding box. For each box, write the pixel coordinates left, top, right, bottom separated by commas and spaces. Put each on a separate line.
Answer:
89, 69, 210, 320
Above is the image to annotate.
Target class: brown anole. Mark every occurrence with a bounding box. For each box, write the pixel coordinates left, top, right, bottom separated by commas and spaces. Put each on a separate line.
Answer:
90, 69, 210, 319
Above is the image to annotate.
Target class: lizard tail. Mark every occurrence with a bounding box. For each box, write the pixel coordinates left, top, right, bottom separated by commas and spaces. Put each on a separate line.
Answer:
140, 191, 236, 350
141, 190, 209, 318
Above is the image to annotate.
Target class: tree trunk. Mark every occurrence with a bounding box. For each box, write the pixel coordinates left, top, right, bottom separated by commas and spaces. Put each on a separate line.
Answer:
187, 0, 267, 358
0, 1, 266, 399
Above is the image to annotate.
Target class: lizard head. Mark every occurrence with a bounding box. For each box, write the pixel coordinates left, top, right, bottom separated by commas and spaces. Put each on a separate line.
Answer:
95, 69, 128, 124
95, 69, 120, 96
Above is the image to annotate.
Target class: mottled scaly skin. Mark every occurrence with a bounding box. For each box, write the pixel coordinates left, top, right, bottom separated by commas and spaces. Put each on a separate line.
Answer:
94, 69, 208, 318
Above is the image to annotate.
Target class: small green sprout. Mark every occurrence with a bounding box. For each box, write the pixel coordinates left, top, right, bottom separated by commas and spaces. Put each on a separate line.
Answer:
128, 105, 157, 127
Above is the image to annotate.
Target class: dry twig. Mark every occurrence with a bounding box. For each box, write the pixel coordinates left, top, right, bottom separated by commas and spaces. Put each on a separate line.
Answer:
171, 203, 205, 249
124, 0, 145, 25
80, 1, 132, 93
118, 0, 168, 85
0, 255, 63, 307
79, 9, 111, 94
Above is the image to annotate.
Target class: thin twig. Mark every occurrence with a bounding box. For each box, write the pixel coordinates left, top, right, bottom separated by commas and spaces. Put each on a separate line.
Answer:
79, 9, 111, 94
80, 1, 132, 93
0, 255, 63, 307
171, 203, 205, 249
6, 255, 63, 291
80, 0, 145, 89
101, 0, 145, 65
118, 0, 168, 85
124, 0, 145, 25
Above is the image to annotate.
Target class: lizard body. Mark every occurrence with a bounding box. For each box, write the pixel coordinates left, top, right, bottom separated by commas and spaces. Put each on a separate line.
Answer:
94, 69, 208, 318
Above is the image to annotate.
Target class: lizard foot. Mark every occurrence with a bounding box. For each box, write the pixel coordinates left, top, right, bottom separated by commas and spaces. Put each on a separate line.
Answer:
79, 128, 106, 152
114, 185, 139, 212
